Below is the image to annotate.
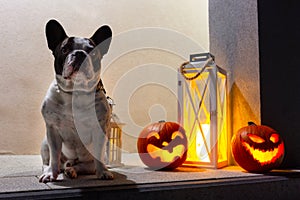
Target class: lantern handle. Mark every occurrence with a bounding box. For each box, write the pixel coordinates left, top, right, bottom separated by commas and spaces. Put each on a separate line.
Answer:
180, 61, 208, 80
180, 53, 214, 80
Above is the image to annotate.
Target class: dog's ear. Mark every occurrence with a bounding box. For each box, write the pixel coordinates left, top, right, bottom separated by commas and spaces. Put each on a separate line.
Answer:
90, 25, 112, 56
45, 19, 68, 52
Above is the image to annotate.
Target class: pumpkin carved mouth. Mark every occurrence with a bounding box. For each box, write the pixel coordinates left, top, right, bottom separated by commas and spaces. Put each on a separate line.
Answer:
147, 144, 186, 163
242, 141, 284, 166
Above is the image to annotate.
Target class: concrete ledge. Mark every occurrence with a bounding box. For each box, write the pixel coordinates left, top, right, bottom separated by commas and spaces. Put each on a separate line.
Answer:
1, 155, 300, 200
1, 175, 299, 200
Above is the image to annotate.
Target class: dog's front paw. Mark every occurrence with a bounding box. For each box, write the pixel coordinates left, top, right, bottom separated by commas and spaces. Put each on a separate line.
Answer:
39, 165, 59, 183
96, 170, 114, 180
64, 167, 78, 179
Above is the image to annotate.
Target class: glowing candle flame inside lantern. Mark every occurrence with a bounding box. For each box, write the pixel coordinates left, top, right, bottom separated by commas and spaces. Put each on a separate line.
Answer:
196, 124, 210, 162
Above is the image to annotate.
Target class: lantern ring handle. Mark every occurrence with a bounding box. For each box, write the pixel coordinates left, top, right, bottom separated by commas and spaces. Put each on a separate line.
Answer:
180, 61, 206, 80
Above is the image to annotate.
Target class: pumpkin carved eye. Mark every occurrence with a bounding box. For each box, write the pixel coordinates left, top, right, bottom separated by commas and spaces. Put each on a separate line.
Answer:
147, 132, 160, 140
171, 131, 185, 140
270, 134, 279, 143
248, 134, 265, 143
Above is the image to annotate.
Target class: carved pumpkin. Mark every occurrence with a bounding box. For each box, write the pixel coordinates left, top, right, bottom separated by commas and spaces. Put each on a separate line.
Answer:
231, 122, 285, 172
137, 121, 188, 170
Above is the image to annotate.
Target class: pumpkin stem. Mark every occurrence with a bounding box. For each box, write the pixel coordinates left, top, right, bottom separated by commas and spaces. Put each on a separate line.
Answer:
248, 121, 257, 126
158, 120, 166, 123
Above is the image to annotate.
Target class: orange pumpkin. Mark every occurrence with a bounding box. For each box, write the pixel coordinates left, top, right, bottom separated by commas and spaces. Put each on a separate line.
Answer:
231, 122, 285, 172
137, 121, 188, 170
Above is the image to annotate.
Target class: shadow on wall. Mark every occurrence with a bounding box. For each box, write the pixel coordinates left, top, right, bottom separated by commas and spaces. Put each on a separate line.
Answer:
229, 83, 260, 165
229, 84, 259, 136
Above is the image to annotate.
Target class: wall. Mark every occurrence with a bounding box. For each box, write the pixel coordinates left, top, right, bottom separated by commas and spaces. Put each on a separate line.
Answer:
258, 0, 300, 168
0, 0, 209, 154
209, 0, 260, 162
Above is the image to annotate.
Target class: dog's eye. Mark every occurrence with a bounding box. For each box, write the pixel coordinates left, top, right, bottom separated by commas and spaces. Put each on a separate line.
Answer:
61, 47, 68, 54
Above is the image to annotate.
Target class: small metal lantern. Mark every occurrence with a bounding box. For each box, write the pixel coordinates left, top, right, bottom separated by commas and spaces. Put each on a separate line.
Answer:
106, 121, 124, 167
106, 97, 124, 167
178, 53, 228, 168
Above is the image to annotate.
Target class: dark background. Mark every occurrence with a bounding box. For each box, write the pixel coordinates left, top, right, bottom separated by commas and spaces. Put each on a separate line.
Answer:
258, 0, 300, 168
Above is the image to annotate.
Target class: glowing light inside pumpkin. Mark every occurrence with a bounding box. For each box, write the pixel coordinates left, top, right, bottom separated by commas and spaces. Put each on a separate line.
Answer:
242, 141, 285, 166
248, 134, 265, 143
146, 132, 160, 140
270, 134, 279, 143
162, 141, 169, 146
147, 144, 186, 163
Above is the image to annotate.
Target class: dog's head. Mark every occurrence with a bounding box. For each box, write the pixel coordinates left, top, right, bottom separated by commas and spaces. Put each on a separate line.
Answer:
45, 19, 112, 92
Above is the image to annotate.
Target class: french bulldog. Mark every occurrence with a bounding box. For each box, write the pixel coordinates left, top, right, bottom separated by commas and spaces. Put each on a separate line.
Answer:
39, 19, 113, 183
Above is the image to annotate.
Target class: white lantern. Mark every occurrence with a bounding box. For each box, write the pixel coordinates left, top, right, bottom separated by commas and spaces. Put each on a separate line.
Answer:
178, 53, 228, 168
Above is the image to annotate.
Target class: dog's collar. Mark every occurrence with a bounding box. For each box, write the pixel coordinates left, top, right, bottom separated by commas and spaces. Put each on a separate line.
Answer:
97, 79, 106, 94
54, 80, 106, 94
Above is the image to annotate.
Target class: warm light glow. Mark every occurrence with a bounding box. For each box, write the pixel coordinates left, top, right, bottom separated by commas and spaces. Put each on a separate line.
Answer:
171, 131, 185, 140
270, 134, 280, 143
147, 144, 186, 163
196, 124, 210, 162
146, 132, 160, 140
162, 141, 169, 146
242, 141, 285, 165
247, 134, 265, 143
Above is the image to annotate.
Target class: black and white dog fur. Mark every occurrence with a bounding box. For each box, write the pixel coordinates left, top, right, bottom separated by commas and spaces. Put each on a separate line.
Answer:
39, 19, 113, 183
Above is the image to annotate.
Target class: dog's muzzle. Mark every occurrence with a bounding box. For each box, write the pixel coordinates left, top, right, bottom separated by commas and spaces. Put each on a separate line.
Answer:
63, 50, 94, 80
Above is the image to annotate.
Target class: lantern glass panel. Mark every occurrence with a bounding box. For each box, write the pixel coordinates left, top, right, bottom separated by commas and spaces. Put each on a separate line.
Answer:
216, 71, 227, 163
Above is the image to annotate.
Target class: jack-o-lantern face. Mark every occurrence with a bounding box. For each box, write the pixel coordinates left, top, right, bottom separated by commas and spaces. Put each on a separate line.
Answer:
137, 121, 188, 170
231, 122, 285, 173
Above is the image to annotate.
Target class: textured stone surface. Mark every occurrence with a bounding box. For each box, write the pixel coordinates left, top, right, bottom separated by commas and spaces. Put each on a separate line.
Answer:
0, 177, 49, 193
209, 0, 260, 159
0, 155, 41, 178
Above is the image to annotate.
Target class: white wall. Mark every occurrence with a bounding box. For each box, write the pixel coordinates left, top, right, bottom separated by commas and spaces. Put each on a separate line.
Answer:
0, 0, 209, 154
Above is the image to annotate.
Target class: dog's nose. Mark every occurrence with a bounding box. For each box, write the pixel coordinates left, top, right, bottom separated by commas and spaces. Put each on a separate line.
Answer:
74, 51, 86, 62
74, 51, 86, 59
73, 51, 87, 70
